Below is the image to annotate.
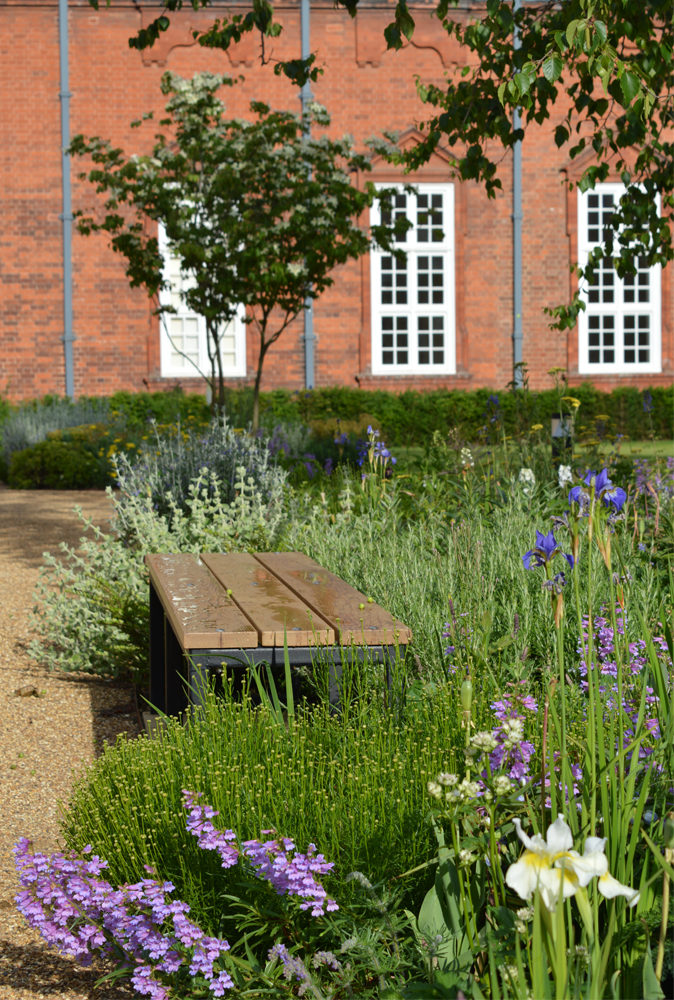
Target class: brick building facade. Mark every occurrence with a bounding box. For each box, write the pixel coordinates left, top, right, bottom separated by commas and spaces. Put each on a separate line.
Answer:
1, 0, 672, 403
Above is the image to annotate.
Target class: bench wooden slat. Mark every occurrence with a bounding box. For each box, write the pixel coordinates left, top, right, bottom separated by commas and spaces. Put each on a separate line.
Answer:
145, 553, 258, 649
201, 552, 335, 647
253, 551, 412, 646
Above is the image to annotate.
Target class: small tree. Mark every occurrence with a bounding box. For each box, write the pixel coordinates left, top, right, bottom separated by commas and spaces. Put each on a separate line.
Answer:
107, 0, 674, 329
70, 72, 404, 429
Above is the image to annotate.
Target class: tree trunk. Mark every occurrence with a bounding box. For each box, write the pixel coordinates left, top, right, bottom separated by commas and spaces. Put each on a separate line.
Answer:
251, 335, 270, 434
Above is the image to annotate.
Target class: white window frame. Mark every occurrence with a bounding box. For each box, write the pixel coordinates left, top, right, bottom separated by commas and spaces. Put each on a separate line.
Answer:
158, 224, 247, 379
577, 183, 661, 375
370, 183, 456, 376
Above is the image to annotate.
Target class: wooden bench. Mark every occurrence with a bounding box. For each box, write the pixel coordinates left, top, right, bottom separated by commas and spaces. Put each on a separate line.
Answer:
146, 551, 412, 715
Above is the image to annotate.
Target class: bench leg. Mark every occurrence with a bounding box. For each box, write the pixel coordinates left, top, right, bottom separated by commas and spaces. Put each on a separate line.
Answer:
149, 583, 166, 713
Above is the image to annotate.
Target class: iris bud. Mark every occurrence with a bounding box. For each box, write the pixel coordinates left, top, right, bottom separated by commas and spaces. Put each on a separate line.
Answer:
460, 679, 473, 713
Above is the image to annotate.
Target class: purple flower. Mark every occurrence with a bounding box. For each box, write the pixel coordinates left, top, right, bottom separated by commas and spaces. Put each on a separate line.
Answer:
13, 839, 232, 996
522, 530, 574, 570
570, 468, 626, 513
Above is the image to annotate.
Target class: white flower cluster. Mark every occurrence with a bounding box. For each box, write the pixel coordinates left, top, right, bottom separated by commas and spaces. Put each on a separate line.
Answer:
468, 730, 499, 754
558, 464, 573, 489
493, 774, 513, 796
518, 467, 536, 495
501, 717, 525, 749
460, 447, 474, 468
427, 772, 481, 804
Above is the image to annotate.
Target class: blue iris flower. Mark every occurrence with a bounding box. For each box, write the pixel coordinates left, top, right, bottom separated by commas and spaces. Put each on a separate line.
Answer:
569, 468, 627, 513
523, 530, 574, 570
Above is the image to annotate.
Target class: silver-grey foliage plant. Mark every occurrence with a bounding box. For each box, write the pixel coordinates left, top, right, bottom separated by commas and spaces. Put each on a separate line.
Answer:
114, 417, 287, 521
30, 453, 288, 684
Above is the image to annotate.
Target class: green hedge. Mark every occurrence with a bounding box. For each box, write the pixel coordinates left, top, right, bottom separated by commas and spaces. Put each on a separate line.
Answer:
8, 438, 113, 490
248, 384, 673, 445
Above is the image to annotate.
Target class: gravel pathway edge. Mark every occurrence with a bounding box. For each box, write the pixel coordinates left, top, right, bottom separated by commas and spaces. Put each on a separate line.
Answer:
0, 486, 140, 1000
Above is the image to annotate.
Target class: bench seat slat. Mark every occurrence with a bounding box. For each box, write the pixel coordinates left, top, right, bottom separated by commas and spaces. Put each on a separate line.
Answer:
253, 552, 412, 646
201, 552, 335, 647
145, 553, 258, 649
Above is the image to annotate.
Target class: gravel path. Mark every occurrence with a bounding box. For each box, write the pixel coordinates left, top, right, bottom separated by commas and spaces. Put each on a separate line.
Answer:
0, 486, 139, 999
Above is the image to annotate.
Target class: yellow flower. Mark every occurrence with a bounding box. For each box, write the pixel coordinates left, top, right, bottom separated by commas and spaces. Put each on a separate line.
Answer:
531, 423, 544, 432
561, 396, 581, 409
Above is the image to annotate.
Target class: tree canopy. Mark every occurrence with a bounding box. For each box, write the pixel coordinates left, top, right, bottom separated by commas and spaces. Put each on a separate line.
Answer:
70, 72, 405, 428
90, 0, 674, 328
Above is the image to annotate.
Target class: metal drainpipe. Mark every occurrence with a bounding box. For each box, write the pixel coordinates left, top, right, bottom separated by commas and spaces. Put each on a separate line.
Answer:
512, 0, 523, 388
300, 0, 315, 390
59, 0, 75, 398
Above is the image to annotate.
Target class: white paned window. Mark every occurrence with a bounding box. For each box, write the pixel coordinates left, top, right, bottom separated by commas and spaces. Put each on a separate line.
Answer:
370, 184, 455, 375
577, 185, 661, 374
158, 225, 246, 379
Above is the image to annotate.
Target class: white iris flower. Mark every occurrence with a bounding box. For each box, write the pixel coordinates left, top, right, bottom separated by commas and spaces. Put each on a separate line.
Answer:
505, 816, 639, 912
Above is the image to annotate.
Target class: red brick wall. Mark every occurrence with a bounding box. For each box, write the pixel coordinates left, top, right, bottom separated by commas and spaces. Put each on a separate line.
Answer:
1, 1, 672, 403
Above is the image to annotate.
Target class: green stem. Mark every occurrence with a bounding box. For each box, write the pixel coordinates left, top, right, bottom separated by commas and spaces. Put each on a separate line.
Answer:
655, 851, 672, 982
448, 820, 478, 951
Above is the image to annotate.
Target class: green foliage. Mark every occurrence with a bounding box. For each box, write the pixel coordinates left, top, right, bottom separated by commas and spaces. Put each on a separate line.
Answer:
0, 390, 211, 484
69, 71, 407, 428
113, 0, 674, 336
237, 384, 674, 447
107, 389, 210, 429
0, 392, 11, 426
7, 435, 113, 490
0, 396, 113, 479
113, 417, 287, 520
53, 451, 674, 994
61, 684, 461, 923
22, 397, 673, 994
30, 463, 288, 684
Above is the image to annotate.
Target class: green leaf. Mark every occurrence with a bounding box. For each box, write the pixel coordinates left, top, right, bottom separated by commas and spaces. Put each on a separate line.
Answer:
620, 70, 641, 105
542, 53, 563, 83
516, 62, 537, 98
395, 2, 415, 42
554, 124, 569, 147
642, 945, 665, 1000
594, 20, 608, 43
566, 19, 580, 47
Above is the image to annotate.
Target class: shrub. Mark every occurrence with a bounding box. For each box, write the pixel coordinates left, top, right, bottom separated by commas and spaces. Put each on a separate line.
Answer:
61, 683, 460, 927
0, 392, 10, 426
226, 384, 674, 445
8, 437, 112, 489
30, 461, 289, 685
0, 396, 113, 480
114, 418, 287, 519
108, 389, 210, 429
0, 390, 213, 483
